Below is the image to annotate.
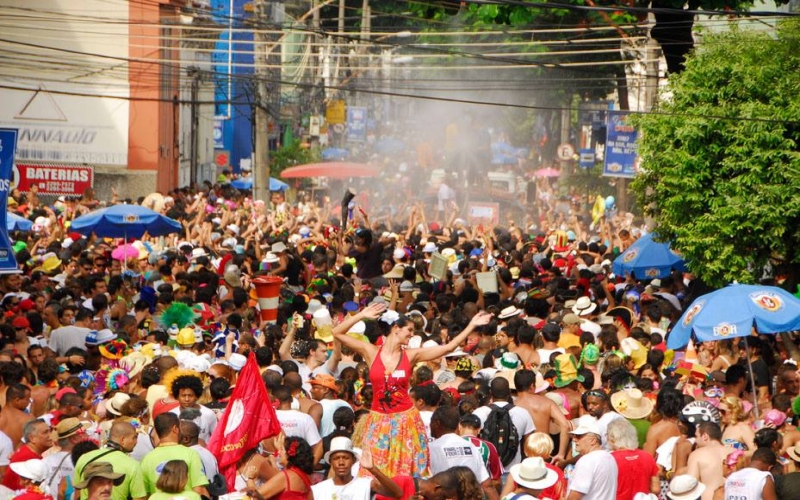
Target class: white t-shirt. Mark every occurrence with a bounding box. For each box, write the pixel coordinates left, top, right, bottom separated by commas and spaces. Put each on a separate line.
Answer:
191, 444, 219, 478
472, 401, 536, 466
312, 476, 372, 500
277, 409, 322, 446
429, 432, 489, 483
170, 404, 218, 443
724, 467, 771, 500
48, 326, 92, 356
0, 431, 11, 468
568, 449, 618, 500
41, 450, 73, 497
319, 398, 351, 437
419, 410, 434, 443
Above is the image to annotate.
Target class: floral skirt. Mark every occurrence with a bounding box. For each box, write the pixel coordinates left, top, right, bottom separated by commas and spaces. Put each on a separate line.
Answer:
353, 406, 429, 478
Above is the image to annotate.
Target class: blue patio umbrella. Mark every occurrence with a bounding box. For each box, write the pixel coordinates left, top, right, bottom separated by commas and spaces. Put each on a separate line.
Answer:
612, 233, 687, 279
321, 147, 349, 161
70, 204, 182, 239
230, 177, 289, 191
666, 283, 800, 418
667, 284, 800, 349
7, 212, 32, 232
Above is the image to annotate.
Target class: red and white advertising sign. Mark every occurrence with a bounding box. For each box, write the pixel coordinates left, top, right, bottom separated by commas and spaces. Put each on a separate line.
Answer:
14, 163, 94, 196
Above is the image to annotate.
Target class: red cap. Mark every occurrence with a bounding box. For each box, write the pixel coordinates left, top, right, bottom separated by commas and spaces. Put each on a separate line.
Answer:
18, 299, 35, 312
428, 222, 441, 232
12, 316, 30, 329
68, 232, 82, 241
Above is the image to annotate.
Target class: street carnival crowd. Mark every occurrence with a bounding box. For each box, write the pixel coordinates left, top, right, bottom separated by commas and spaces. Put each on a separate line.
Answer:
0, 169, 798, 500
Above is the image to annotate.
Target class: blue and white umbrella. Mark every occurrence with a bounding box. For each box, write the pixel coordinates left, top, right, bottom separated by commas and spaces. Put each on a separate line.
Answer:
667, 284, 800, 349
70, 204, 182, 238
612, 233, 687, 279
7, 212, 32, 232
230, 177, 289, 191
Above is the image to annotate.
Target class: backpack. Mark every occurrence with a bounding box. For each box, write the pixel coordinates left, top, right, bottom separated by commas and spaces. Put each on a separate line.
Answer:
479, 403, 519, 467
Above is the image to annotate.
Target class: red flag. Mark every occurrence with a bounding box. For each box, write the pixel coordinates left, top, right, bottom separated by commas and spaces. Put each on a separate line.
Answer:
206, 352, 281, 491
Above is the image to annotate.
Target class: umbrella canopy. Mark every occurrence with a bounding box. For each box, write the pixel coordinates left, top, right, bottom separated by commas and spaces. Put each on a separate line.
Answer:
7, 212, 32, 232
534, 167, 560, 178
230, 177, 289, 191
666, 284, 800, 349
279, 162, 380, 179
321, 147, 349, 161
70, 204, 182, 239
612, 233, 687, 279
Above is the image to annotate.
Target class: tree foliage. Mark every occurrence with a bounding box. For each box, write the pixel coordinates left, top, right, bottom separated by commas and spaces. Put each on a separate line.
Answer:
630, 21, 800, 287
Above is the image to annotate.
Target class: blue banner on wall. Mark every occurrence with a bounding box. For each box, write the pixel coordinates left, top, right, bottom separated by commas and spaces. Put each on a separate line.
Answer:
346, 107, 367, 142
0, 129, 19, 273
603, 111, 639, 178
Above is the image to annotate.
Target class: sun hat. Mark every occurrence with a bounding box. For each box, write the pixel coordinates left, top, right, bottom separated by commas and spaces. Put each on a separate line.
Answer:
680, 400, 720, 425
73, 461, 125, 490
9, 459, 48, 483
533, 372, 550, 394
422, 242, 437, 253
324, 436, 361, 463
444, 348, 469, 359
263, 252, 280, 264
383, 264, 405, 279
104, 392, 131, 416
553, 353, 585, 388
621, 338, 648, 369
228, 353, 247, 372
787, 443, 800, 463
86, 329, 117, 347
509, 457, 558, 491
190, 247, 208, 260
545, 391, 570, 415
498, 305, 522, 319
309, 374, 339, 395
572, 296, 597, 317
611, 388, 654, 420
561, 313, 582, 325
271, 241, 287, 253
570, 415, 601, 436
763, 409, 787, 428
55, 417, 90, 439
495, 352, 521, 371
119, 352, 151, 378
666, 475, 706, 500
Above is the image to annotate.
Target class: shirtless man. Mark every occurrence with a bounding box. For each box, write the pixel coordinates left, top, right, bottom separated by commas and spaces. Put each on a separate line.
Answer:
514, 369, 570, 461
686, 422, 734, 500
0, 383, 35, 448
510, 323, 541, 368
643, 388, 682, 456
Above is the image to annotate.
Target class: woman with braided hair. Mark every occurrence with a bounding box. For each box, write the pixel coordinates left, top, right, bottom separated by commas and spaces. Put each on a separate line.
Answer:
245, 435, 313, 500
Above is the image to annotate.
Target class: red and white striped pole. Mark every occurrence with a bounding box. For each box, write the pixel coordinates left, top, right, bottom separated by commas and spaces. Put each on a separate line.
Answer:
252, 277, 283, 324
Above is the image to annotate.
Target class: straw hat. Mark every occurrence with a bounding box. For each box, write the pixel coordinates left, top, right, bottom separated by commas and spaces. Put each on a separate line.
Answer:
611, 388, 654, 420
509, 457, 558, 491
104, 392, 130, 416
498, 306, 522, 319
572, 296, 597, 317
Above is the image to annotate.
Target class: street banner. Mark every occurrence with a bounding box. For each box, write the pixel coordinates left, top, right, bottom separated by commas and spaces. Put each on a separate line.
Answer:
0, 129, 20, 273
206, 352, 282, 492
346, 106, 367, 142
14, 163, 93, 196
603, 111, 639, 178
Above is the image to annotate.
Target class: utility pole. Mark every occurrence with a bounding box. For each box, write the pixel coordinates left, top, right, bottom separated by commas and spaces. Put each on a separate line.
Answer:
253, 0, 270, 203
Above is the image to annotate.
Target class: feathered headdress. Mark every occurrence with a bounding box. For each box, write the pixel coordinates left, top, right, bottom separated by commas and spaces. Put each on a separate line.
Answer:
95, 368, 130, 396
159, 302, 197, 330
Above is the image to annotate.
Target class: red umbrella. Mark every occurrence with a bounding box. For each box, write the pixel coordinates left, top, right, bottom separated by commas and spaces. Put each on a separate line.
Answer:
534, 167, 561, 178
279, 162, 381, 179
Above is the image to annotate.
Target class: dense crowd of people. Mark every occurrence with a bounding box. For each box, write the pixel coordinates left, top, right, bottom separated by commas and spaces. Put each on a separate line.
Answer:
0, 178, 798, 500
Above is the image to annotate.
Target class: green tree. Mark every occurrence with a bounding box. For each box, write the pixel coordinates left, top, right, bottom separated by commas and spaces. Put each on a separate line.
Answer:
631, 21, 800, 287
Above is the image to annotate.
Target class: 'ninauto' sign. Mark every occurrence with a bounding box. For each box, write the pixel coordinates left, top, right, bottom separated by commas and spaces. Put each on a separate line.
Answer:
14, 163, 94, 196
